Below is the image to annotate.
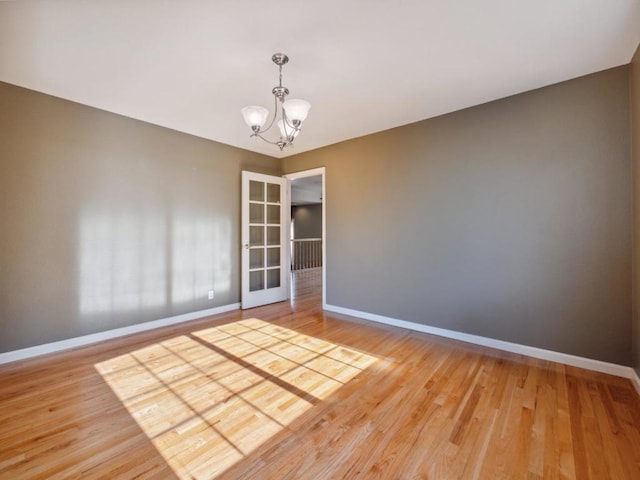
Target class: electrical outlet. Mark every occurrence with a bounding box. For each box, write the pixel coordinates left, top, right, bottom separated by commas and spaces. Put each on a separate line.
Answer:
208, 290, 214, 300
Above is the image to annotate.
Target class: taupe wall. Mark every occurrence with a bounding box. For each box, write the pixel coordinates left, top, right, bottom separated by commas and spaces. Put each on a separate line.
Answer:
283, 66, 632, 365
2, 65, 634, 364
0, 82, 279, 353
292, 204, 323, 239
632, 44, 640, 377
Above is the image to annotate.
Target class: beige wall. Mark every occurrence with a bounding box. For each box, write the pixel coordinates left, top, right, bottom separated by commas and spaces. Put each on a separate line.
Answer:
292, 204, 323, 239
1, 64, 635, 365
632, 43, 640, 377
0, 82, 280, 352
283, 66, 632, 365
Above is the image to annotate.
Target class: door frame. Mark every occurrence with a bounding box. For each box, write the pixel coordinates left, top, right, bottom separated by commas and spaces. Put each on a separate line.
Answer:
284, 167, 326, 308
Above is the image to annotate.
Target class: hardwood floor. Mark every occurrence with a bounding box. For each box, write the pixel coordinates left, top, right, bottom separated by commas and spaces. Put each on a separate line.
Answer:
1, 267, 639, 479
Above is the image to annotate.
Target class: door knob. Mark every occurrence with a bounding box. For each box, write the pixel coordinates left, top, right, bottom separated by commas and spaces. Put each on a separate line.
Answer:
244, 244, 250, 249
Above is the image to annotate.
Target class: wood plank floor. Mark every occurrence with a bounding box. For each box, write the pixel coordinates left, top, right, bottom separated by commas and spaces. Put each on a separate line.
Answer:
1, 267, 640, 479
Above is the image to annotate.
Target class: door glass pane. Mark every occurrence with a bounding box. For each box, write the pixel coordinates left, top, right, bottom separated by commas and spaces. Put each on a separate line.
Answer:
250, 248, 264, 269
267, 247, 280, 267
250, 226, 264, 246
250, 270, 264, 292
267, 268, 280, 288
250, 181, 264, 202
267, 226, 280, 246
250, 203, 264, 224
267, 183, 280, 203
267, 204, 280, 225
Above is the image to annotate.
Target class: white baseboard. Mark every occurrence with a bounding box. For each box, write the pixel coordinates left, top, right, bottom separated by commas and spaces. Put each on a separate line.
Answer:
0, 303, 240, 365
4, 300, 638, 396
631, 369, 640, 396
325, 304, 637, 381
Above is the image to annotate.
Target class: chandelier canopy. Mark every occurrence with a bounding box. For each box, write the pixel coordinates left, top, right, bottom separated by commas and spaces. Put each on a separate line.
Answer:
241, 53, 311, 151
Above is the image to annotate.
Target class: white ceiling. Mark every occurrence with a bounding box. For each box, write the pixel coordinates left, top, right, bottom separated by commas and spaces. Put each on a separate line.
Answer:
1, 1, 639, 159
291, 176, 322, 206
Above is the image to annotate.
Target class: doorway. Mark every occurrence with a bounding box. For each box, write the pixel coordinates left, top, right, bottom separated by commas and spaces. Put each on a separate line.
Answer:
284, 168, 326, 308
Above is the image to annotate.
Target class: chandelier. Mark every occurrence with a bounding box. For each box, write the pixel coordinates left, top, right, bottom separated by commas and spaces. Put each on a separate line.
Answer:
241, 53, 311, 151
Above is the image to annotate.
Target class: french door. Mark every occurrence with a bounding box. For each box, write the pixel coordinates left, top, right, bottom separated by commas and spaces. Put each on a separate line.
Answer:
241, 171, 288, 309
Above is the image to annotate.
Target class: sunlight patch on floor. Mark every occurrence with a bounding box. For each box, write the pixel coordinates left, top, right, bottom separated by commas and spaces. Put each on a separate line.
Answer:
95, 318, 377, 479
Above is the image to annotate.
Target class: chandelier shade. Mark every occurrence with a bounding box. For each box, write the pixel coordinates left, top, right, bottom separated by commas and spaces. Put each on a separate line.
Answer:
241, 106, 269, 129
241, 53, 310, 150
282, 99, 311, 124
278, 119, 300, 139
